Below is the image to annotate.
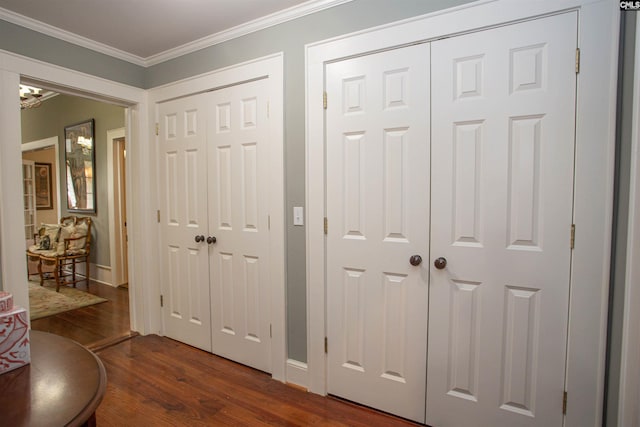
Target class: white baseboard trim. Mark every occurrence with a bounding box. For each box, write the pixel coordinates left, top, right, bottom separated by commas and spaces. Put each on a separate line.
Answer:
61, 263, 116, 287
91, 264, 116, 287
286, 359, 308, 389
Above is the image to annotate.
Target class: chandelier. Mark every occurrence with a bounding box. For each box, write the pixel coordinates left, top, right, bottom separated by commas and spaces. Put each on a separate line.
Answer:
19, 84, 43, 109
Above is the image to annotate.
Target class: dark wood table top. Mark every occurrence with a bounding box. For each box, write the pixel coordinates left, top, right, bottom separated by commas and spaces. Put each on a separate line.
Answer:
0, 330, 107, 427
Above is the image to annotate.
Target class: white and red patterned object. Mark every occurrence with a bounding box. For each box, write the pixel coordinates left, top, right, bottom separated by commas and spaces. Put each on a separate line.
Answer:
0, 292, 13, 313
0, 307, 30, 374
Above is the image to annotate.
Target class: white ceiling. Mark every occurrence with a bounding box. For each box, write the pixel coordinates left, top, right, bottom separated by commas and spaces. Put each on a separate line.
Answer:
0, 0, 347, 66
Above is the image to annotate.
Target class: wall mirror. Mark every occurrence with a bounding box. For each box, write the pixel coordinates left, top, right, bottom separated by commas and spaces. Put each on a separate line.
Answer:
64, 119, 96, 213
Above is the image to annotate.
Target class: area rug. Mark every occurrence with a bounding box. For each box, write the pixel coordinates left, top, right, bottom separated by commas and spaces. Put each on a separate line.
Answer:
29, 281, 108, 320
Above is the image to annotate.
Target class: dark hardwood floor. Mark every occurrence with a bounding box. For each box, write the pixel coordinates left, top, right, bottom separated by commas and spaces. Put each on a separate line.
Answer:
95, 335, 421, 427
30, 281, 421, 426
30, 280, 133, 350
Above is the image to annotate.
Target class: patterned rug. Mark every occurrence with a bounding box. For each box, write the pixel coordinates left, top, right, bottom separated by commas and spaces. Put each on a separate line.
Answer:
29, 281, 108, 320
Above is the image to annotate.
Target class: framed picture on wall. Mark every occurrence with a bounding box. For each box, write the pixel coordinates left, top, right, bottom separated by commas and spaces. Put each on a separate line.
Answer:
64, 119, 96, 213
34, 162, 53, 210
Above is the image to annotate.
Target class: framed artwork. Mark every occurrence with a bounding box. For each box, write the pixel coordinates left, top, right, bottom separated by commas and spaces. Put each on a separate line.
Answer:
34, 162, 53, 210
64, 119, 96, 213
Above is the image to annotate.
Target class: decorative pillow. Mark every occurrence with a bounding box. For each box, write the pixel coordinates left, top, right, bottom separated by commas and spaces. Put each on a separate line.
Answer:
38, 224, 60, 250
57, 223, 76, 254
38, 235, 51, 250
67, 221, 89, 253
60, 217, 75, 227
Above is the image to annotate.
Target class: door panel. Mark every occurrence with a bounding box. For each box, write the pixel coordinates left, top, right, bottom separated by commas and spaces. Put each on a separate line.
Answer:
325, 43, 430, 423
208, 79, 271, 373
427, 12, 577, 427
159, 95, 212, 352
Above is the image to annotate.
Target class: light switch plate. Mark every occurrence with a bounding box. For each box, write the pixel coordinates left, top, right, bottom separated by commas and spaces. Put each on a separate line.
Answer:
293, 206, 304, 226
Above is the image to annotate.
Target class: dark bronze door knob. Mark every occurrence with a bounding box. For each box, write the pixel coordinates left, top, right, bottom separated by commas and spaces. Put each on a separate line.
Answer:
434, 257, 447, 269
195, 235, 205, 243
409, 255, 423, 266
207, 236, 217, 244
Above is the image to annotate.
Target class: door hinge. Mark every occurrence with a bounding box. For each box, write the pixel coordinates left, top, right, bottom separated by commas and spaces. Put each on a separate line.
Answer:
268, 215, 271, 230
324, 217, 328, 235
155, 122, 159, 136
324, 337, 328, 353
563, 391, 567, 414
323, 91, 328, 110
270, 324, 272, 338
570, 224, 575, 249
575, 48, 580, 74
160, 294, 164, 307
157, 210, 161, 223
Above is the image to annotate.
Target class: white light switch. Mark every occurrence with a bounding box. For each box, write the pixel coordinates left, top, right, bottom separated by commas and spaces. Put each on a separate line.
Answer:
293, 206, 304, 226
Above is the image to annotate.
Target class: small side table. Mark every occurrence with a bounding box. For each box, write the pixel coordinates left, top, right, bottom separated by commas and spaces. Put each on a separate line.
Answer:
0, 330, 107, 426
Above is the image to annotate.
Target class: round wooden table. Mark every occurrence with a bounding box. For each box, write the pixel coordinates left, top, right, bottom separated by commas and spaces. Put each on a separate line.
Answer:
0, 330, 107, 426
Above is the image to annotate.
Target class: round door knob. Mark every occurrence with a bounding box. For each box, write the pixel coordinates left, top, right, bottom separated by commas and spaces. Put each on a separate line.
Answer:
195, 235, 205, 243
434, 257, 447, 269
409, 255, 423, 266
207, 236, 217, 244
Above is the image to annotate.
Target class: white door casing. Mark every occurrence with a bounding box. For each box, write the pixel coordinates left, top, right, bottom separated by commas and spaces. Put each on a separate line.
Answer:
208, 79, 272, 373
427, 12, 577, 427
0, 54, 147, 341
159, 94, 212, 352
325, 43, 430, 422
306, 2, 618, 427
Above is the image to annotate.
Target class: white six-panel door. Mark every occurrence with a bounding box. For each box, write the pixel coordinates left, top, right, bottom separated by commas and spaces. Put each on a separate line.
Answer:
324, 11, 578, 426
159, 78, 272, 373
427, 12, 577, 427
159, 94, 212, 352
325, 43, 430, 422
207, 79, 272, 373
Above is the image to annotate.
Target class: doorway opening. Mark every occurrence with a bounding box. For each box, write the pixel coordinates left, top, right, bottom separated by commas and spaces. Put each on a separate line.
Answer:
107, 129, 128, 288
20, 88, 133, 349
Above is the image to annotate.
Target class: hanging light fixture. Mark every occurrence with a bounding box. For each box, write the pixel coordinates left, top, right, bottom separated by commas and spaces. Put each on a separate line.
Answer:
19, 84, 43, 110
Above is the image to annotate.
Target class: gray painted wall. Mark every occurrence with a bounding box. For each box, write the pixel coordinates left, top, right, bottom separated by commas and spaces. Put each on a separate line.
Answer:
0, 19, 146, 88
21, 94, 125, 268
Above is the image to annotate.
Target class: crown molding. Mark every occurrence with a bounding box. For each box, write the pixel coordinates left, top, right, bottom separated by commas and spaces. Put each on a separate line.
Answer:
0, 0, 353, 68
144, 0, 353, 66
0, 7, 147, 66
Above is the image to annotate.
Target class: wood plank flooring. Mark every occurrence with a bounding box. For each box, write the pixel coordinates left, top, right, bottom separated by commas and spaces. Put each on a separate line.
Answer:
30, 281, 133, 350
95, 335, 421, 427
30, 281, 422, 426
